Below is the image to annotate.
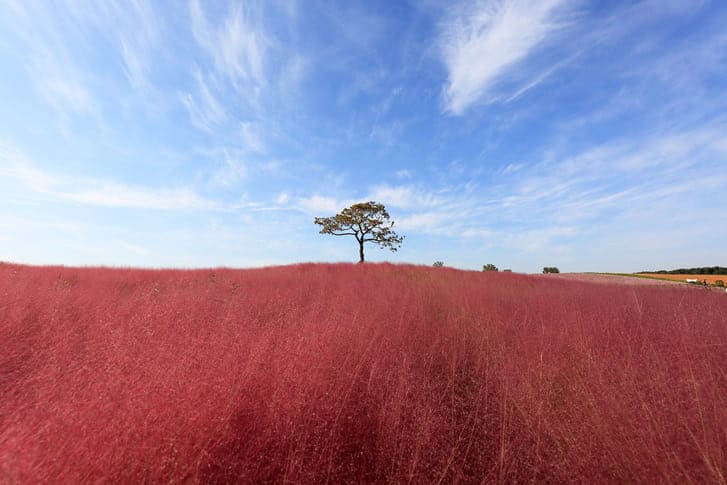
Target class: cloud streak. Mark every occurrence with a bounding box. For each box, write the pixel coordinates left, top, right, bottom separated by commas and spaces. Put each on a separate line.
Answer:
180, 69, 228, 131
190, 0, 267, 94
1, 142, 217, 211
440, 0, 573, 114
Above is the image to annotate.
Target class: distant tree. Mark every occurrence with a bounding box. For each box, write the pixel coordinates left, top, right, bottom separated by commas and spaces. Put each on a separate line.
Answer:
543, 267, 560, 274
641, 266, 727, 275
715, 280, 725, 288
482, 264, 498, 272
314, 201, 404, 263
433, 261, 444, 268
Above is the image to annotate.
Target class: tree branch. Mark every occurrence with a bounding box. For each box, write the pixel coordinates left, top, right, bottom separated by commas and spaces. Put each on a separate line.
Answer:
314, 201, 404, 259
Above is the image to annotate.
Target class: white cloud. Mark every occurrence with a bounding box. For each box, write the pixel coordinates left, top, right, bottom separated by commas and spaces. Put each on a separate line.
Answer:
502, 163, 523, 174
1, 0, 165, 125
503, 226, 580, 252
396, 210, 463, 235
0, 3, 97, 121
275, 192, 290, 204
61, 184, 216, 211
440, 0, 572, 114
39, 73, 96, 116
297, 195, 346, 214
120, 241, 150, 256
180, 69, 227, 131
395, 169, 413, 179
461, 227, 494, 238
368, 120, 406, 146
0, 141, 217, 211
120, 38, 147, 88
368, 184, 443, 209
120, 39, 149, 88
190, 0, 266, 91
489, 126, 727, 234
112, 0, 160, 90
0, 144, 57, 192
240, 122, 266, 154
209, 150, 247, 188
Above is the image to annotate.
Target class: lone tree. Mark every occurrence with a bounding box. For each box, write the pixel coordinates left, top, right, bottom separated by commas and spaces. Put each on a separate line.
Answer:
314, 201, 404, 263
482, 263, 499, 272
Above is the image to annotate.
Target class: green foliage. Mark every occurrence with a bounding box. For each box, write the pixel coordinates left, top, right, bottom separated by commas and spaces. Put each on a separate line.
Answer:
314, 201, 404, 263
641, 266, 727, 275
433, 261, 444, 268
715, 280, 725, 287
482, 264, 498, 272
543, 267, 560, 274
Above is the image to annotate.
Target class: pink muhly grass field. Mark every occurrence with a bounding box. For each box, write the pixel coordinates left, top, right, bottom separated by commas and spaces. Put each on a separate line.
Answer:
1, 261, 726, 483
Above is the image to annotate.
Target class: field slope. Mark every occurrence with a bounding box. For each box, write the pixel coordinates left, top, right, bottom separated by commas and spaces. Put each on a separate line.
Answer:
1, 262, 726, 483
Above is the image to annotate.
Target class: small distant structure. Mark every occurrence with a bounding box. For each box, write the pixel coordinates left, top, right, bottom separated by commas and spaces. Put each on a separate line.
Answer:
503, 269, 512, 272
685, 278, 699, 284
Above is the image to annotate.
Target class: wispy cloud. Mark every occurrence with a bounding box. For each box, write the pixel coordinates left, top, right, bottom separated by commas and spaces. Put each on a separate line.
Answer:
35, 65, 96, 117
396, 210, 469, 236
1, 142, 217, 211
119, 241, 150, 256
297, 195, 350, 214
440, 0, 573, 114
240, 122, 266, 154
491, 126, 727, 229
61, 184, 217, 211
108, 0, 161, 90
180, 69, 227, 131
302, 124, 727, 256
0, 0, 166, 124
367, 184, 444, 210
190, 0, 267, 93
208, 150, 247, 188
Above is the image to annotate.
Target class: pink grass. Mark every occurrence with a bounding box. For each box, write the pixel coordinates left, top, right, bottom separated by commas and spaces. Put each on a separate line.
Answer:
1, 262, 726, 482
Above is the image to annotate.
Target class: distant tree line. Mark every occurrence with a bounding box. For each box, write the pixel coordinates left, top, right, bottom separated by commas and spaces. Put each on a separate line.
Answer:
641, 266, 727, 275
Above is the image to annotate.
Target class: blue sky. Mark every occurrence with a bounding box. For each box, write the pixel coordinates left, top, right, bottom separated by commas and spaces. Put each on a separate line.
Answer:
1, 0, 726, 272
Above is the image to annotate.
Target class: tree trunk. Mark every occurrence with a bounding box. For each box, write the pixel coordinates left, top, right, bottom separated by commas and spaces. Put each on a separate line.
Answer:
359, 240, 365, 263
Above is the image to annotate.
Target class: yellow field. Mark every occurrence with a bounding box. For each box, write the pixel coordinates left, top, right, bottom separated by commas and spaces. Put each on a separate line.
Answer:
635, 274, 727, 285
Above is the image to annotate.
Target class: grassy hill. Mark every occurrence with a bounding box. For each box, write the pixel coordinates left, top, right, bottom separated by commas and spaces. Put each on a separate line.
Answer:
1, 262, 726, 482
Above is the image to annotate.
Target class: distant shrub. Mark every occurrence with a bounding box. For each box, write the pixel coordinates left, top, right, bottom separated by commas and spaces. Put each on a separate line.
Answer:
432, 261, 444, 268
482, 263, 498, 272
543, 267, 560, 274
641, 266, 727, 275
715, 280, 725, 287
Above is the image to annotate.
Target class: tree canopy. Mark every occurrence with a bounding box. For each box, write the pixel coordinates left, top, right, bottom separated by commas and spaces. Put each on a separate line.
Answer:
640, 266, 727, 275
314, 201, 404, 263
